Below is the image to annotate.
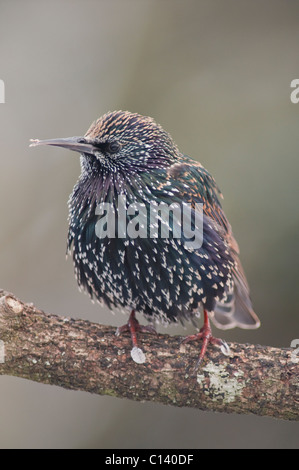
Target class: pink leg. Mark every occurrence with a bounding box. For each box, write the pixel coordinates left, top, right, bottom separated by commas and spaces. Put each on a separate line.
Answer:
183, 310, 230, 371
116, 310, 156, 349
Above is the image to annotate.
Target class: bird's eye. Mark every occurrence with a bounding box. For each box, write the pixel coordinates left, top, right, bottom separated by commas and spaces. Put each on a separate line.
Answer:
107, 141, 121, 154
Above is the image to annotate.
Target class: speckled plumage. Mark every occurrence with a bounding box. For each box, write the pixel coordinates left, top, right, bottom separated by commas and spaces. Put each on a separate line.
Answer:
31, 110, 260, 365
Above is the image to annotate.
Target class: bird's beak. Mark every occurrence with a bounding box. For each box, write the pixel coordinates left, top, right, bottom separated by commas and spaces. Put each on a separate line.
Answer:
29, 136, 96, 155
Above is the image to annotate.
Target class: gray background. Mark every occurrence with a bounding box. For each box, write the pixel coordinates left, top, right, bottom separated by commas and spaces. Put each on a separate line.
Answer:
0, 0, 298, 448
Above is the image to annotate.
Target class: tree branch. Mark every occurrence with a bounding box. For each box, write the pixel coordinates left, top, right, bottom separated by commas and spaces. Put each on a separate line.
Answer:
0, 289, 298, 421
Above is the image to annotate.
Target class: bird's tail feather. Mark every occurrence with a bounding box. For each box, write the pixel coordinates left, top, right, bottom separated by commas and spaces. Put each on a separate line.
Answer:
210, 260, 260, 330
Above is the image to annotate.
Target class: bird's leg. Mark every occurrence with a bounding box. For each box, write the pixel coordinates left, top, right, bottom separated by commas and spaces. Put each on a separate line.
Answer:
115, 310, 156, 364
182, 310, 230, 371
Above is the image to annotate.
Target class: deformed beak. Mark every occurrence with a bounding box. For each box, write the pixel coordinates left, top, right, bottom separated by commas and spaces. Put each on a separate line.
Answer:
29, 136, 96, 154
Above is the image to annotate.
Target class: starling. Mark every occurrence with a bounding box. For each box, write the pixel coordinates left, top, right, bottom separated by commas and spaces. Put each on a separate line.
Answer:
30, 111, 260, 369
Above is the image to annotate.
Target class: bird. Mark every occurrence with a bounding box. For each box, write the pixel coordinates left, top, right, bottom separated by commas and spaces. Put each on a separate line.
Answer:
30, 110, 260, 370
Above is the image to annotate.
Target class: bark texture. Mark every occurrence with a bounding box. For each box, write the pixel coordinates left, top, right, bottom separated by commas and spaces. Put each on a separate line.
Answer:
0, 290, 298, 421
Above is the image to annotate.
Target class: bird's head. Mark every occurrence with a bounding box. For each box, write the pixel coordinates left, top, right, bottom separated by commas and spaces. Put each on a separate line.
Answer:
30, 111, 179, 176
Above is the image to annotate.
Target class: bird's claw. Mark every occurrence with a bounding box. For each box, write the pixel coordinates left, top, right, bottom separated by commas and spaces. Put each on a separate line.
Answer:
116, 310, 157, 364
182, 310, 230, 372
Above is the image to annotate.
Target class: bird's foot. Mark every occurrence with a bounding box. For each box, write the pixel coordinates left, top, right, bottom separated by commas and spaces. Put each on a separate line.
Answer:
182, 310, 230, 372
115, 310, 156, 364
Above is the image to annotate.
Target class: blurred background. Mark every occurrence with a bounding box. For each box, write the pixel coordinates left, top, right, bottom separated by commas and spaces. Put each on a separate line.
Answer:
0, 0, 298, 449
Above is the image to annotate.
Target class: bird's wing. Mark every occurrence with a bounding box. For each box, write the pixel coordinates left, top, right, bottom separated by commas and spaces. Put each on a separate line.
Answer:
166, 157, 231, 233
164, 156, 260, 330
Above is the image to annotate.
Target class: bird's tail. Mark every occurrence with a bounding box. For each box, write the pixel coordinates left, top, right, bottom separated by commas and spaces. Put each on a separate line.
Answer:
210, 259, 260, 330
